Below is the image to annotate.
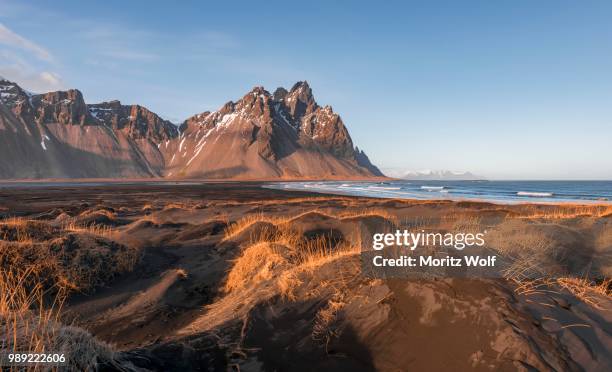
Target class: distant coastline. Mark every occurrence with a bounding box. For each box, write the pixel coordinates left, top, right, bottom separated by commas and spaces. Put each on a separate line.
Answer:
266, 180, 612, 205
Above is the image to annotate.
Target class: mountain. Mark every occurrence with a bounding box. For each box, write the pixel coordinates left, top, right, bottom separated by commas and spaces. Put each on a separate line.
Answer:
0, 78, 171, 178
166, 82, 382, 178
0, 78, 381, 180
382, 168, 483, 180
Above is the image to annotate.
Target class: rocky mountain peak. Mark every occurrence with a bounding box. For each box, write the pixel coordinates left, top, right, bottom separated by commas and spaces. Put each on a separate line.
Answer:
31, 89, 93, 126
0, 78, 37, 120
0, 78, 32, 107
88, 101, 178, 142
273, 87, 288, 101
282, 81, 318, 123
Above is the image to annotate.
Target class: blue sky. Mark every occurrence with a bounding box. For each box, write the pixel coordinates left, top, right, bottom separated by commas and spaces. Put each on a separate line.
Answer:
1, 0, 611, 179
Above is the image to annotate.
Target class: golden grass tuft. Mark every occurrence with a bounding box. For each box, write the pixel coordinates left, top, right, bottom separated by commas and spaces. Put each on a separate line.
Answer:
336, 208, 399, 224
277, 271, 303, 301
0, 265, 67, 358
0, 266, 119, 370
0, 215, 140, 369
225, 221, 360, 296
312, 298, 346, 349
1, 216, 140, 293
517, 204, 612, 219
224, 242, 288, 292
508, 274, 611, 310
556, 277, 611, 310
223, 213, 285, 240
224, 208, 398, 241
61, 220, 114, 239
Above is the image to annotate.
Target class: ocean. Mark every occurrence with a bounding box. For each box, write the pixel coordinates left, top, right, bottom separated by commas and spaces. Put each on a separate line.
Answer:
265, 180, 612, 204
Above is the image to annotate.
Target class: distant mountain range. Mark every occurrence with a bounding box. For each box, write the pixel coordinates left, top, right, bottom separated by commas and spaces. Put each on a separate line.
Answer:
382, 169, 484, 180
0, 78, 382, 179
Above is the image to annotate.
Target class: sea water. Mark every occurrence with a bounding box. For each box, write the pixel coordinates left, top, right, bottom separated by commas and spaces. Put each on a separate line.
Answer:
265, 180, 612, 204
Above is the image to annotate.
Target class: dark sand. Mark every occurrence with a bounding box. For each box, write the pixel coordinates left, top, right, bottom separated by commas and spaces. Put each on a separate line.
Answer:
1, 183, 610, 371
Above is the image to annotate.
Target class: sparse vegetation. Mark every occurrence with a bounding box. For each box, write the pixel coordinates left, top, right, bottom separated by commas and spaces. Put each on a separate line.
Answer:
312, 298, 346, 350
517, 204, 612, 219
0, 215, 142, 369
0, 262, 124, 371
223, 208, 398, 241
1, 185, 610, 371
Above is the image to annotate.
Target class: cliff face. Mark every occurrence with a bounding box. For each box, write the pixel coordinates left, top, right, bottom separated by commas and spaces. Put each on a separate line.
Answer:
0, 77, 382, 179
88, 101, 178, 142
170, 82, 382, 179
0, 78, 171, 178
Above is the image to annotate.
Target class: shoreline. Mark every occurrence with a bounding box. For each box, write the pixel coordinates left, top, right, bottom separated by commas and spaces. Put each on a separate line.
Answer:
269, 187, 612, 206
0, 179, 610, 207
264, 182, 612, 207
1, 182, 611, 214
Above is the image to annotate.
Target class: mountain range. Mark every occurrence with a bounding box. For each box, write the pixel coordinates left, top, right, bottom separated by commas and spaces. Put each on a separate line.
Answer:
382, 169, 483, 180
0, 78, 382, 179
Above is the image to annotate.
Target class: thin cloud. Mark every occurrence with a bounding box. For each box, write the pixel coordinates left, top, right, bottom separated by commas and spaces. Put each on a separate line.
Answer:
0, 22, 53, 62
0, 50, 64, 92
78, 24, 160, 62
99, 48, 159, 61
0, 67, 64, 93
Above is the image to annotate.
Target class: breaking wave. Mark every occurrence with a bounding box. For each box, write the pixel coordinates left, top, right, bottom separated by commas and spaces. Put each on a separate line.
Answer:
517, 191, 553, 197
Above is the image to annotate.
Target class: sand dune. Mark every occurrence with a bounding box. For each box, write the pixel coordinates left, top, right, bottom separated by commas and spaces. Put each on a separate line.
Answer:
1, 183, 610, 371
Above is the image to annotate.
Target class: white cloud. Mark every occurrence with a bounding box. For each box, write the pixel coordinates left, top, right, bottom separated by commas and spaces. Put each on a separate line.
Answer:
39, 71, 62, 87
0, 50, 63, 92
0, 22, 62, 92
0, 22, 53, 62
0, 68, 64, 93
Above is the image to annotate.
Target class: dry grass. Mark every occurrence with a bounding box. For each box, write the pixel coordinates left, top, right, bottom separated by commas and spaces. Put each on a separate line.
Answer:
335, 208, 399, 224
224, 208, 398, 241
224, 242, 288, 292
2, 216, 115, 240
0, 266, 66, 358
556, 277, 611, 310
224, 219, 360, 295
312, 298, 346, 350
1, 216, 140, 294
163, 202, 194, 210
223, 213, 289, 240
510, 276, 612, 310
61, 220, 114, 239
277, 271, 303, 301
0, 266, 120, 371
434, 211, 612, 311
213, 196, 356, 209
0, 215, 141, 370
517, 204, 612, 219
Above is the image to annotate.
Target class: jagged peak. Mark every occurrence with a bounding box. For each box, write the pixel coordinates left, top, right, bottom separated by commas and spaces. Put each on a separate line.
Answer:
283, 81, 316, 112
89, 100, 123, 109
35, 88, 85, 104
273, 87, 288, 101
242, 86, 272, 104
0, 78, 32, 106
249, 85, 269, 95
289, 80, 311, 92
